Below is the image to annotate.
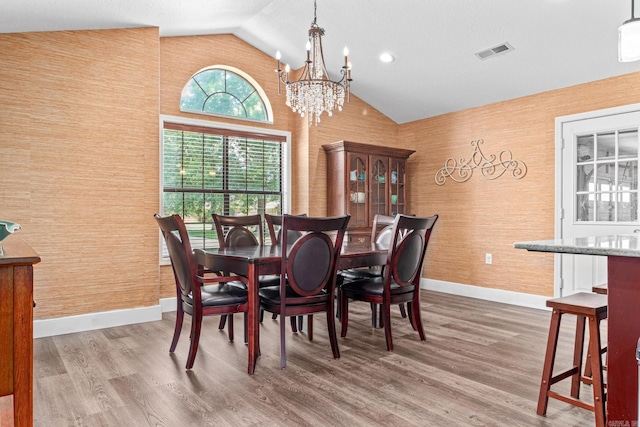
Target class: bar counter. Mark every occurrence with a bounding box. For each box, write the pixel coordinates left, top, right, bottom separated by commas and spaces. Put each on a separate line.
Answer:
515, 234, 640, 425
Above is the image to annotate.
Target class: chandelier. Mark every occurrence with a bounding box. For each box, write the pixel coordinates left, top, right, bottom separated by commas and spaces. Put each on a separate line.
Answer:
276, 0, 352, 125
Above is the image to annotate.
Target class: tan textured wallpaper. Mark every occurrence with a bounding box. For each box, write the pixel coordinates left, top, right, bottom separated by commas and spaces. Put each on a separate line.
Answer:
0, 28, 160, 318
2, 27, 640, 321
401, 73, 640, 296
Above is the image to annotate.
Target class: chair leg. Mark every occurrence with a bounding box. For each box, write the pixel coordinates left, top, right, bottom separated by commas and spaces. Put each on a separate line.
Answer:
382, 301, 393, 351
570, 315, 586, 398
244, 312, 248, 345
298, 316, 304, 332
170, 305, 184, 353
218, 315, 227, 330
290, 316, 298, 333
588, 316, 606, 427
326, 305, 340, 359
228, 314, 234, 341
272, 313, 278, 320
370, 303, 378, 328
407, 302, 416, 330
340, 295, 349, 337
186, 312, 203, 370
280, 313, 287, 369
411, 294, 426, 341
260, 309, 264, 323
399, 303, 407, 318
537, 309, 562, 416
307, 315, 313, 341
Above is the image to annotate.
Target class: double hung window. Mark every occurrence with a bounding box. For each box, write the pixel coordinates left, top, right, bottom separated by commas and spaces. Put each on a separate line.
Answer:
162, 121, 286, 250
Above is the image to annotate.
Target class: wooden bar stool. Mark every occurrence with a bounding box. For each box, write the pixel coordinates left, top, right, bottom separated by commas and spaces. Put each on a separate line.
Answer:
585, 283, 607, 379
537, 292, 607, 427
592, 283, 608, 295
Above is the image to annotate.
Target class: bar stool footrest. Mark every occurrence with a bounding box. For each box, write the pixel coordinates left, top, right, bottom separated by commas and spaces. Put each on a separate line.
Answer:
549, 366, 580, 386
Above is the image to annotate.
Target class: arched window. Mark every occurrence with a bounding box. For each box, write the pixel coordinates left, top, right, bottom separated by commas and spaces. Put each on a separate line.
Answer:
180, 65, 272, 123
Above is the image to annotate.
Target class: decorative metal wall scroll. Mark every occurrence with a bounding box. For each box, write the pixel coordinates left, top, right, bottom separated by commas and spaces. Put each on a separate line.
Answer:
434, 140, 527, 185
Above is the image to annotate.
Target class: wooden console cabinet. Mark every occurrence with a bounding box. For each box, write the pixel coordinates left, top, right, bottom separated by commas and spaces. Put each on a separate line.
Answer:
0, 236, 40, 426
322, 141, 415, 242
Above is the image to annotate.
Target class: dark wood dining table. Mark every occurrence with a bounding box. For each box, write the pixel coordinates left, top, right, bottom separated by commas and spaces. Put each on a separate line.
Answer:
194, 240, 387, 374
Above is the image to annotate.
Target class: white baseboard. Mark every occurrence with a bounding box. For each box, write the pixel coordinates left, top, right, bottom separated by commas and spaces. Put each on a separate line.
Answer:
33, 284, 548, 339
34, 304, 163, 339
160, 296, 177, 313
421, 279, 550, 311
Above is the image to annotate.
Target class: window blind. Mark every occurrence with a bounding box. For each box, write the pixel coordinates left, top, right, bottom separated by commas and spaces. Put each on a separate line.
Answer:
162, 122, 284, 250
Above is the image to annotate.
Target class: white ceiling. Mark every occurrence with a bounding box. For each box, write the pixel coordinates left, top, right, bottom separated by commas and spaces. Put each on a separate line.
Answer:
3, 0, 640, 124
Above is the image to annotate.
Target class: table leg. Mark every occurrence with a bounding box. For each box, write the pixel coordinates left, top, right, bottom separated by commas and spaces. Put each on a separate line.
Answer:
247, 263, 260, 374
607, 256, 640, 425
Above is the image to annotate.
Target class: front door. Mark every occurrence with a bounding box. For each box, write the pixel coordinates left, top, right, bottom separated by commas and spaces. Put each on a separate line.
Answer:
559, 107, 640, 296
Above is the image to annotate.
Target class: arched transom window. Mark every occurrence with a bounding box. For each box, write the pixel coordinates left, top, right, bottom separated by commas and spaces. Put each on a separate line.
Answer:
180, 65, 272, 123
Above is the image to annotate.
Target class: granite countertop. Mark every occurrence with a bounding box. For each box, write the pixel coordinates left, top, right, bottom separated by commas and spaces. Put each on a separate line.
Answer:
513, 234, 640, 258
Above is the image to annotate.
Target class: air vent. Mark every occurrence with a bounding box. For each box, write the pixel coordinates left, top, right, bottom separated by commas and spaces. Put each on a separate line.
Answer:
475, 42, 514, 60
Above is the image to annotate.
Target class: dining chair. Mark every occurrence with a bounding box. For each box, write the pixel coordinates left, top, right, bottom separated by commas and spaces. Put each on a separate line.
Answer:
212, 213, 264, 249
339, 214, 408, 326
259, 214, 350, 368
265, 213, 306, 331
155, 214, 248, 369
212, 213, 279, 328
338, 214, 438, 351
265, 213, 306, 245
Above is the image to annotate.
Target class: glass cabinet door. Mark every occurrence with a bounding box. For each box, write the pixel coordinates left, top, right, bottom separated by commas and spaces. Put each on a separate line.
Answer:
370, 156, 388, 219
390, 158, 406, 216
347, 152, 368, 227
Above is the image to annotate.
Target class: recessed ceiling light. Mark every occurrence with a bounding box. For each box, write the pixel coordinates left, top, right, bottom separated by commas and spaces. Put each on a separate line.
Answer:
379, 53, 395, 63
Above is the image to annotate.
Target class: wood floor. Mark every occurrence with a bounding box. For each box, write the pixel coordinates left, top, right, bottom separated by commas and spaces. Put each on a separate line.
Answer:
33, 290, 602, 426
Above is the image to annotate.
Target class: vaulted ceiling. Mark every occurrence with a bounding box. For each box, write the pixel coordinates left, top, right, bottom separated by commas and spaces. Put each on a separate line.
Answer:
4, 0, 640, 123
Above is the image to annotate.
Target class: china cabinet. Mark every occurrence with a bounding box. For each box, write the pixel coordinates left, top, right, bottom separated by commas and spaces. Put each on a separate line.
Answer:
322, 141, 415, 242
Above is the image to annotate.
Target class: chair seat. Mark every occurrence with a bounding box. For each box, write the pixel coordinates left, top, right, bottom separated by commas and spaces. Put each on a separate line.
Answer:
339, 267, 382, 281
197, 283, 248, 307
340, 276, 415, 297
226, 275, 281, 289
546, 292, 608, 317
592, 283, 608, 295
259, 285, 329, 306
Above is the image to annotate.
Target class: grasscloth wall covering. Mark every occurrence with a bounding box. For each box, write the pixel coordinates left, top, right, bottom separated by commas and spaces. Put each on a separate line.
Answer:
2, 26, 640, 321
0, 28, 160, 319
401, 73, 640, 296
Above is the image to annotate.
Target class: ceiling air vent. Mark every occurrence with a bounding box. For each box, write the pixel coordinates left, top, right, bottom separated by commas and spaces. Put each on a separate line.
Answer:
475, 42, 514, 60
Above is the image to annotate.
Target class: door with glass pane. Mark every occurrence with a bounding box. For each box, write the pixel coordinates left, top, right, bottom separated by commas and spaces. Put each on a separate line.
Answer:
347, 152, 368, 228
561, 111, 640, 295
389, 157, 407, 216
370, 156, 388, 219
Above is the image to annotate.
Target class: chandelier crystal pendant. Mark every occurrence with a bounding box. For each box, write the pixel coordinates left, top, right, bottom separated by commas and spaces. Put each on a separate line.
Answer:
276, 0, 352, 125
619, 0, 640, 62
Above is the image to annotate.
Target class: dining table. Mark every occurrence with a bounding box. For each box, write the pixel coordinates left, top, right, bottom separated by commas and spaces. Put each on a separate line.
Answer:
194, 240, 387, 375
514, 234, 640, 426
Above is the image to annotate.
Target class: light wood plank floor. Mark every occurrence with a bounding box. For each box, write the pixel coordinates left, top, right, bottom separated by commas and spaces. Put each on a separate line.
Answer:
34, 291, 602, 426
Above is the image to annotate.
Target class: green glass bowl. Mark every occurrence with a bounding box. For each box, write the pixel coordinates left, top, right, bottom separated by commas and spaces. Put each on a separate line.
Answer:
0, 221, 21, 243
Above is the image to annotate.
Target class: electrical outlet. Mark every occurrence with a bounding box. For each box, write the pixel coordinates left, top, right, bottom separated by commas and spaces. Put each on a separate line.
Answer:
485, 253, 492, 264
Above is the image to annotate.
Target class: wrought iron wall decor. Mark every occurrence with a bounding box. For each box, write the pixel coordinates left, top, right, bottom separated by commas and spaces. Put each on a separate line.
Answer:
434, 140, 527, 185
